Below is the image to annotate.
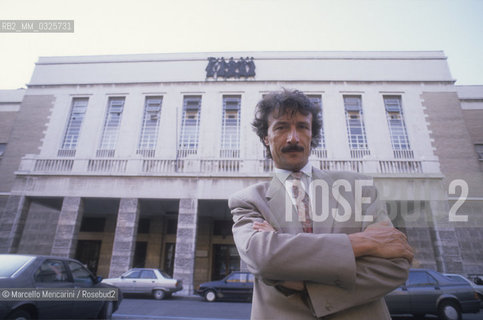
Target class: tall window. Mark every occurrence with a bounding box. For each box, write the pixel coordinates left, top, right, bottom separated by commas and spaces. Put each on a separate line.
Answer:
308, 95, 326, 158
97, 97, 125, 157
344, 96, 370, 158
178, 96, 201, 158
137, 97, 162, 157
220, 95, 241, 158
384, 96, 413, 158
59, 98, 88, 157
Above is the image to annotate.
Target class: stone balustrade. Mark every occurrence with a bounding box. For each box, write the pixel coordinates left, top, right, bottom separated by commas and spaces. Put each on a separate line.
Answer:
18, 154, 441, 176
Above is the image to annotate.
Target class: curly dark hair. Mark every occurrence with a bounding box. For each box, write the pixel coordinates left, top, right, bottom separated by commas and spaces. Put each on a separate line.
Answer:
252, 89, 322, 159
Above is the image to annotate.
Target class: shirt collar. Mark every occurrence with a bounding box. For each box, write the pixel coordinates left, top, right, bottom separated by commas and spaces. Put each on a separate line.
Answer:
274, 162, 312, 184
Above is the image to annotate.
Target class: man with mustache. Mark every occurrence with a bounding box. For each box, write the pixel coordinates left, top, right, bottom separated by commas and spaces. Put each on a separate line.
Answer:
229, 89, 413, 319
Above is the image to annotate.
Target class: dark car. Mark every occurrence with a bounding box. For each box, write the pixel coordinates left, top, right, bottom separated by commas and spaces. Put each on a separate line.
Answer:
196, 271, 254, 302
445, 273, 483, 308
0, 254, 122, 320
385, 268, 480, 320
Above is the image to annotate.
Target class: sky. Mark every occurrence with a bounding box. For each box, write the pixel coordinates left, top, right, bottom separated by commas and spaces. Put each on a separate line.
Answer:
0, 0, 482, 89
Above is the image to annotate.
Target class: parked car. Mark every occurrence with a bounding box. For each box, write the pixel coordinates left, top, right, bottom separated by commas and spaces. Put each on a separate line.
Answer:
196, 271, 254, 302
0, 254, 121, 320
102, 268, 182, 300
445, 273, 483, 308
385, 269, 480, 320
471, 275, 483, 285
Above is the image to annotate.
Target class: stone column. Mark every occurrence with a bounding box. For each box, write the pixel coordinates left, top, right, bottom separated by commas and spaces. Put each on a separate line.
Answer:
109, 198, 140, 278
173, 198, 198, 296
0, 195, 30, 253
51, 197, 83, 257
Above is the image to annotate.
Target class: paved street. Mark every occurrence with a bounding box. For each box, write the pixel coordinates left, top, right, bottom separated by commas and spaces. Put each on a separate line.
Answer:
113, 295, 481, 320
114, 295, 251, 320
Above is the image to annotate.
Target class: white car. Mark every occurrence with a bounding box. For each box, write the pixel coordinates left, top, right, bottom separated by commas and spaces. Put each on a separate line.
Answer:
102, 268, 182, 300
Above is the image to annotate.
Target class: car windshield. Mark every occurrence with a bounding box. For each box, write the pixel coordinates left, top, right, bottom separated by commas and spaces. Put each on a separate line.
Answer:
0, 255, 34, 277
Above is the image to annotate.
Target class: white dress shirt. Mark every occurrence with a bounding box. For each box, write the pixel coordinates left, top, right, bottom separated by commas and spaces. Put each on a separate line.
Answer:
274, 162, 312, 206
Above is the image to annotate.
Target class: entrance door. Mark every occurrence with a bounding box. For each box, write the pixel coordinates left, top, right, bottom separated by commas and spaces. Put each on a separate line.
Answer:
133, 241, 147, 268
212, 244, 240, 280
163, 243, 176, 276
75, 240, 101, 274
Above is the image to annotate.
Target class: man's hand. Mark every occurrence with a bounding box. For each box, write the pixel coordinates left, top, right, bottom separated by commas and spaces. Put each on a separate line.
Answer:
253, 220, 276, 232
349, 221, 414, 262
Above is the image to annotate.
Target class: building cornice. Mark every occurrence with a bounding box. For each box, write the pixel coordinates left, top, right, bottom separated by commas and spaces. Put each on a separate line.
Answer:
35, 51, 448, 65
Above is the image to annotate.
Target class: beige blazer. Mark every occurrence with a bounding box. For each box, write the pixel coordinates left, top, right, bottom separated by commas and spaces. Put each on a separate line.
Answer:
229, 168, 410, 320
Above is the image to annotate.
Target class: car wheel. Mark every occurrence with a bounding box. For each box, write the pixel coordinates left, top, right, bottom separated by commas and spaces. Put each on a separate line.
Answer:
7, 309, 32, 320
204, 290, 216, 302
153, 289, 166, 300
438, 300, 462, 320
97, 301, 113, 320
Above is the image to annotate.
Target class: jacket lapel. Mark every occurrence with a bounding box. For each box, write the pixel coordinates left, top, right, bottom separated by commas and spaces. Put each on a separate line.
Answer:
265, 168, 341, 235
311, 167, 338, 234
266, 176, 303, 234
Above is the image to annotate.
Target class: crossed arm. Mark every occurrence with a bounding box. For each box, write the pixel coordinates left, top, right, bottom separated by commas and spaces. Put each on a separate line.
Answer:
231, 193, 414, 317
253, 220, 414, 290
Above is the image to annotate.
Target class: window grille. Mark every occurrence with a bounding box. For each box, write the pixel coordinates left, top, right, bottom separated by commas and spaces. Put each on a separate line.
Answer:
97, 97, 125, 157
137, 96, 162, 156
308, 95, 326, 157
344, 96, 370, 157
384, 96, 413, 158
220, 95, 241, 158
178, 96, 201, 157
60, 98, 88, 152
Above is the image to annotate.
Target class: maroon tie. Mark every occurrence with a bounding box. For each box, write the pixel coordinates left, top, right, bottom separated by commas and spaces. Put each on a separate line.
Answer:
290, 172, 313, 233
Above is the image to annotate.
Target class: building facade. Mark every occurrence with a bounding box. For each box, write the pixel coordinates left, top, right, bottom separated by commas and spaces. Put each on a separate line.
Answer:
0, 51, 482, 295
0, 88, 26, 225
